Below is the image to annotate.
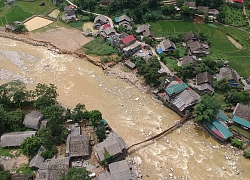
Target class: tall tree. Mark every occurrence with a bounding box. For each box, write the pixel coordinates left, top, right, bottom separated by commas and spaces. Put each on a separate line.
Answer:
20, 135, 41, 156
193, 94, 222, 122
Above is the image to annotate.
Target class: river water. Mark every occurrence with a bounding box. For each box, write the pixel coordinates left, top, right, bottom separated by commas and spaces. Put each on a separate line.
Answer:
0, 37, 249, 180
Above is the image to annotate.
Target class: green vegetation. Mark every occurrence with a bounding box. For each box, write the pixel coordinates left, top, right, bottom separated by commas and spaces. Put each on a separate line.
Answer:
149, 20, 250, 78
193, 94, 222, 122
60, 167, 90, 180
20, 136, 41, 157
68, 21, 84, 28
244, 145, 250, 158
0, 164, 11, 180
231, 138, 243, 148
16, 164, 34, 176
162, 57, 178, 71
84, 38, 119, 56
0, 148, 14, 158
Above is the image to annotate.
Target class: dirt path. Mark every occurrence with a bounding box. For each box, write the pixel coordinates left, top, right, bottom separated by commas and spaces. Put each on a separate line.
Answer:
227, 35, 243, 49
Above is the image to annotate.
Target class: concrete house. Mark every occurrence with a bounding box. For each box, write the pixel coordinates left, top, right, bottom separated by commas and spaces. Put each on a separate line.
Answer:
66, 134, 90, 158
36, 158, 69, 180
98, 160, 138, 180
172, 89, 200, 112
29, 146, 46, 169
156, 38, 176, 54
64, 5, 76, 22
195, 71, 214, 94
178, 55, 198, 67
94, 15, 109, 29
114, 14, 133, 29
232, 103, 250, 131
23, 111, 44, 130
1, 131, 37, 148
216, 67, 240, 87
94, 132, 127, 163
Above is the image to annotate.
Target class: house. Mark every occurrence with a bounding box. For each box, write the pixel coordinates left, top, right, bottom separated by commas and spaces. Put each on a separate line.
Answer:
11, 174, 33, 180
98, 160, 138, 180
36, 158, 69, 180
178, 55, 198, 67
208, 9, 219, 16
0, 131, 37, 148
94, 132, 126, 163
156, 38, 176, 54
123, 41, 141, 57
23, 111, 44, 130
99, 25, 116, 38
68, 123, 81, 136
172, 89, 200, 112
64, 5, 76, 22
40, 120, 48, 129
29, 146, 46, 169
164, 82, 188, 102
122, 34, 136, 47
124, 60, 136, 70
187, 41, 209, 55
66, 134, 90, 158
5, 0, 14, 5
136, 24, 155, 39
161, 75, 181, 89
184, 31, 198, 42
197, 6, 209, 14
183, 1, 196, 9
94, 15, 109, 29
136, 50, 153, 61
100, 0, 112, 6
195, 72, 214, 94
114, 14, 133, 29
232, 103, 250, 131
216, 67, 240, 87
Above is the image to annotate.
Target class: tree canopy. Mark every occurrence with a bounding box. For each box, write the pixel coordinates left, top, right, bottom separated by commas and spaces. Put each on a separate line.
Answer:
0, 164, 11, 180
60, 167, 90, 180
193, 94, 222, 122
20, 135, 41, 156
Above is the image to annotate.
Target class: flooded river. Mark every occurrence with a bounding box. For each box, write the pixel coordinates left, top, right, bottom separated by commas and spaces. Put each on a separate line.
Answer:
0, 37, 249, 179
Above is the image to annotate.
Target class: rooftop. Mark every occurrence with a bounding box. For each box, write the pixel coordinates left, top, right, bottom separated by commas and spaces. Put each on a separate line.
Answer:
165, 82, 188, 95
232, 116, 250, 129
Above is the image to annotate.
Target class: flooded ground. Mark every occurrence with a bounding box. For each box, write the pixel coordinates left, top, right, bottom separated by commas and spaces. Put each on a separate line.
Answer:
0, 37, 250, 179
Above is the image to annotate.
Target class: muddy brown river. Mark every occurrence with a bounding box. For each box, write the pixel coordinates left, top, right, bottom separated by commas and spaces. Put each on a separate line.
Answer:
0, 37, 249, 179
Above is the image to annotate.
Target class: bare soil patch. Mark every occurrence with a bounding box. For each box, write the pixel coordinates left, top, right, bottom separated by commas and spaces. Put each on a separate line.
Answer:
28, 28, 91, 51
227, 35, 243, 49
0, 154, 28, 171
24, 17, 53, 31
82, 22, 98, 33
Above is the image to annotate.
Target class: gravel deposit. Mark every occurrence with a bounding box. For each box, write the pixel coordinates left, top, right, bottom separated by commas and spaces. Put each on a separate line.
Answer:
0, 69, 14, 81
0, 50, 25, 68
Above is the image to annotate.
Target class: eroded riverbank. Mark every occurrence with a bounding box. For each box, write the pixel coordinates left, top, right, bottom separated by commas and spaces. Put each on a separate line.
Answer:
0, 36, 250, 179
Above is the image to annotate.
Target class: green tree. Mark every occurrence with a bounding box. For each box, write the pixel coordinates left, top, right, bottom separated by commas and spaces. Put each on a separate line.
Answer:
41, 150, 54, 159
60, 167, 90, 180
89, 110, 102, 127
193, 94, 222, 122
225, 90, 250, 105
71, 103, 86, 123
180, 6, 190, 16
41, 105, 64, 125
96, 127, 106, 142
20, 136, 41, 156
0, 164, 11, 180
142, 37, 153, 46
214, 78, 231, 93
37, 127, 54, 150
14, 24, 27, 33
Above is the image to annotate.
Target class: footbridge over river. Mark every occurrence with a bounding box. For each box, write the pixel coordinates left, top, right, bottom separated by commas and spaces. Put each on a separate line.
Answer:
126, 114, 192, 152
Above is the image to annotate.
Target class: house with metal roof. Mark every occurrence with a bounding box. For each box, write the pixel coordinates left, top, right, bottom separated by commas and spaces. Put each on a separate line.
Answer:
94, 15, 109, 29
94, 132, 126, 163
164, 82, 188, 102
23, 111, 44, 130
232, 103, 250, 131
172, 89, 200, 112
114, 14, 133, 29
0, 131, 37, 148
98, 160, 138, 180
36, 158, 69, 180
29, 146, 46, 169
217, 110, 228, 122
64, 5, 76, 22
66, 134, 90, 158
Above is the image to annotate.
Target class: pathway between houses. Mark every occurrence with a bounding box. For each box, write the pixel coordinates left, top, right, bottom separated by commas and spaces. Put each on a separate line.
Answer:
65, 0, 114, 28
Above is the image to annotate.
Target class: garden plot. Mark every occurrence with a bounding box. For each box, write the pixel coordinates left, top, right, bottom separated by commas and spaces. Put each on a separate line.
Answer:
24, 16, 53, 31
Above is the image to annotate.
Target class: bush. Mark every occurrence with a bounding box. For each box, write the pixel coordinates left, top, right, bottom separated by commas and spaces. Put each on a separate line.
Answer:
0, 164, 11, 180
231, 138, 243, 148
16, 164, 34, 176
41, 150, 54, 159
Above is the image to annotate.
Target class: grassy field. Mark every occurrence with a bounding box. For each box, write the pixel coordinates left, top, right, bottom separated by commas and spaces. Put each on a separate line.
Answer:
0, 0, 56, 26
150, 20, 250, 78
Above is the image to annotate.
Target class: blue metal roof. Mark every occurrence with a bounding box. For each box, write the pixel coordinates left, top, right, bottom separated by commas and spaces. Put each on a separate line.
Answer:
204, 121, 216, 131
157, 48, 163, 54
211, 118, 232, 139
165, 82, 188, 95
232, 116, 250, 129
217, 110, 228, 122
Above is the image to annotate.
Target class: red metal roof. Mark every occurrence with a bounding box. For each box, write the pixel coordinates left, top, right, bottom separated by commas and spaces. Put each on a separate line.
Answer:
69, 5, 74, 9
103, 24, 111, 29
213, 129, 224, 139
233, 0, 243, 2
122, 35, 135, 45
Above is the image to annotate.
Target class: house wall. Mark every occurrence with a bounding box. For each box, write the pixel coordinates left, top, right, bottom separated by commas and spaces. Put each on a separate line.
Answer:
123, 44, 141, 57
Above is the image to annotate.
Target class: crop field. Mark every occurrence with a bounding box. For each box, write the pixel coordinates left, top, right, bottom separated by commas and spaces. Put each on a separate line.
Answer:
0, 0, 55, 26
150, 20, 250, 78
